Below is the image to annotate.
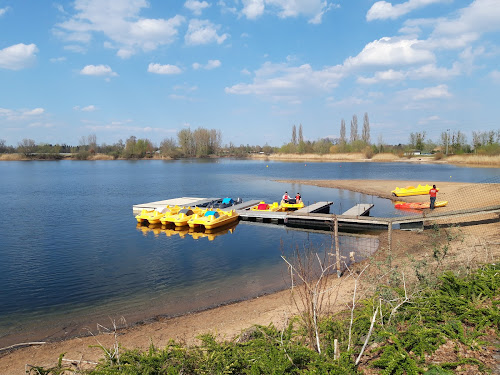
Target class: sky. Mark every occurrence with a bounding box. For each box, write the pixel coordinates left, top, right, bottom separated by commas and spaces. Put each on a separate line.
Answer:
0, 0, 499, 148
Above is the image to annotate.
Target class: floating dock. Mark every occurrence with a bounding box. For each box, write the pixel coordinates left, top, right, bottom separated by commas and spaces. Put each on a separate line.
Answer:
133, 198, 500, 232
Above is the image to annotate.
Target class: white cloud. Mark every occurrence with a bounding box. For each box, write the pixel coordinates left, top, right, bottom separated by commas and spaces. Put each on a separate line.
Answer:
367, 0, 449, 21
185, 19, 229, 45
0, 43, 38, 70
344, 37, 435, 68
184, 0, 211, 15
25, 108, 45, 116
80, 64, 118, 77
0, 107, 45, 121
417, 115, 441, 124
242, 0, 265, 19
241, 0, 330, 23
193, 59, 222, 70
226, 62, 343, 102
357, 69, 406, 84
74, 105, 97, 112
490, 70, 500, 83
358, 63, 460, 84
400, 84, 452, 101
50, 57, 67, 63
0, 7, 9, 17
326, 96, 369, 107
54, 0, 185, 58
148, 63, 182, 75
432, 0, 500, 36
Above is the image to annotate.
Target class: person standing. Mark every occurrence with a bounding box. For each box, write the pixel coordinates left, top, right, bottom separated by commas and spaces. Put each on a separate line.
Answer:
429, 184, 438, 209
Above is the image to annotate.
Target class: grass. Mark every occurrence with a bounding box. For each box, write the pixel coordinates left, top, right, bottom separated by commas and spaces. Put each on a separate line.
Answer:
446, 154, 500, 166
0, 153, 26, 161
30, 264, 499, 374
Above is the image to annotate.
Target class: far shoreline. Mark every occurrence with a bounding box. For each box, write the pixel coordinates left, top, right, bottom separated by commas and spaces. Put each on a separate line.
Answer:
1, 152, 500, 167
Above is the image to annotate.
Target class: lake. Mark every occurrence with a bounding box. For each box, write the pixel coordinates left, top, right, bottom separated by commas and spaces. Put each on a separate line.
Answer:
0, 159, 498, 346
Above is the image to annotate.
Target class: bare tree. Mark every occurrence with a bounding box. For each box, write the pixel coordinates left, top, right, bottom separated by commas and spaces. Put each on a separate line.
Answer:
292, 125, 297, 145
298, 124, 303, 144
350, 115, 358, 143
17, 138, 36, 157
87, 134, 97, 154
340, 119, 346, 144
362, 113, 370, 144
177, 128, 194, 156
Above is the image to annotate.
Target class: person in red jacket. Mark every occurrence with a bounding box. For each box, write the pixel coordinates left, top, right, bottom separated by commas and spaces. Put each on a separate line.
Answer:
429, 184, 438, 209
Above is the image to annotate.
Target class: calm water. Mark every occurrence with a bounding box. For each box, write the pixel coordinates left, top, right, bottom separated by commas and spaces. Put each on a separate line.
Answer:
0, 159, 498, 345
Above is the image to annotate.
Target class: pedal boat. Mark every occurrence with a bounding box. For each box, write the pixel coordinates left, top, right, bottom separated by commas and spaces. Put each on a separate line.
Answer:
391, 184, 439, 197
250, 202, 281, 212
189, 221, 238, 241
395, 201, 448, 210
135, 205, 180, 224
187, 209, 239, 229
280, 199, 304, 211
160, 207, 205, 227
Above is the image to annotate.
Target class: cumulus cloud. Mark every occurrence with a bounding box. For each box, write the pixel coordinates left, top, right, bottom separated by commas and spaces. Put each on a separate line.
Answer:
0, 43, 38, 70
344, 37, 435, 68
148, 63, 182, 74
0, 7, 9, 17
358, 63, 460, 84
241, 0, 331, 24
192, 59, 221, 70
0, 107, 45, 121
400, 84, 452, 101
367, 0, 448, 21
74, 105, 97, 112
225, 61, 343, 102
54, 0, 185, 58
184, 0, 210, 15
185, 19, 229, 45
242, 0, 265, 19
80, 64, 118, 77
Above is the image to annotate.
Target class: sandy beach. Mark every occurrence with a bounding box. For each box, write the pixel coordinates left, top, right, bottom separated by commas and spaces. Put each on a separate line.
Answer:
1, 179, 499, 373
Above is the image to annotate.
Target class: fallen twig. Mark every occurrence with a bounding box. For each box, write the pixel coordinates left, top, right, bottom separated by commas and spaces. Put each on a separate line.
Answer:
0, 341, 46, 352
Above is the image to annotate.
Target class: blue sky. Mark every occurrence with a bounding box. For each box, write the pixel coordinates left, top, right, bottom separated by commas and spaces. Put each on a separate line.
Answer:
0, 0, 499, 148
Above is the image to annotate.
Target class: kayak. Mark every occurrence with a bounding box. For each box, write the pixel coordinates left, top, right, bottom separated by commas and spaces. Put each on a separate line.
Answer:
391, 184, 438, 197
188, 209, 239, 229
250, 202, 281, 212
395, 201, 448, 210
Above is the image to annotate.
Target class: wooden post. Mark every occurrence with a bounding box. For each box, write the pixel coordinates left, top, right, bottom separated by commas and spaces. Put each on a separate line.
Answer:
334, 216, 341, 277
388, 221, 392, 265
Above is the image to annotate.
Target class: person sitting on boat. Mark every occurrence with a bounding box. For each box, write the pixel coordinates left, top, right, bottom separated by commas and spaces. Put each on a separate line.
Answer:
295, 193, 301, 203
282, 192, 290, 203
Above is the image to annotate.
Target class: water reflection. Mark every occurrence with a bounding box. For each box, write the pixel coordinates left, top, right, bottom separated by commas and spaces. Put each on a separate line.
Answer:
136, 221, 239, 241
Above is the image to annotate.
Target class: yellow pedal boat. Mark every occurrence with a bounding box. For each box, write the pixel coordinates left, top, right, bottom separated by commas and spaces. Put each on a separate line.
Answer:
250, 202, 281, 212
188, 209, 239, 229
280, 199, 304, 211
135, 205, 181, 224
160, 207, 206, 226
391, 184, 439, 197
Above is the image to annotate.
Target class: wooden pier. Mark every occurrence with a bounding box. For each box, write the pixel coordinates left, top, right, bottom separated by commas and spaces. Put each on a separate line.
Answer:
133, 198, 500, 233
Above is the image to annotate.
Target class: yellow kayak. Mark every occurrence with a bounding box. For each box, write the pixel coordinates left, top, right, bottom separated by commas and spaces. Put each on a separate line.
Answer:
250, 202, 281, 212
391, 184, 439, 197
188, 209, 239, 229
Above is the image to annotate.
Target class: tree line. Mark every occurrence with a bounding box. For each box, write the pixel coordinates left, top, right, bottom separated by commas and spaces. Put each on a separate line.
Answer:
1, 117, 499, 159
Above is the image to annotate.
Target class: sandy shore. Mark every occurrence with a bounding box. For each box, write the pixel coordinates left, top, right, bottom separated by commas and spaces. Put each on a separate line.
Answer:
1, 179, 499, 373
